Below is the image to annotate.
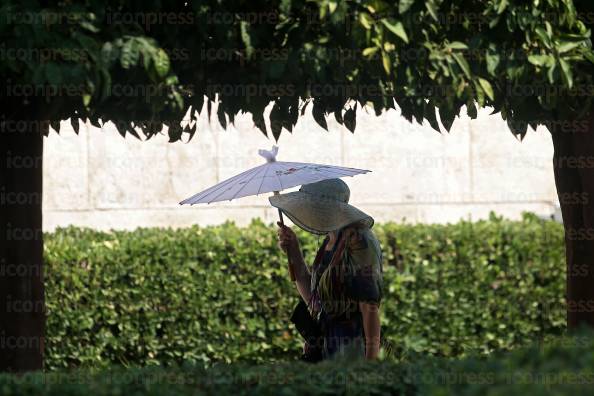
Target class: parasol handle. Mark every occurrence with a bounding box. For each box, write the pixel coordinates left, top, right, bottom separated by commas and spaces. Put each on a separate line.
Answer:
274, 191, 295, 282
277, 208, 285, 226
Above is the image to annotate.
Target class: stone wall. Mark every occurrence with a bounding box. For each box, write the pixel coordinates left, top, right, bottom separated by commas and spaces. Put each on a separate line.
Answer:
43, 107, 559, 231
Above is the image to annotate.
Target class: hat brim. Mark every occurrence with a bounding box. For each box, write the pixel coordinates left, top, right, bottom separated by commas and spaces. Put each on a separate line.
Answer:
269, 191, 374, 235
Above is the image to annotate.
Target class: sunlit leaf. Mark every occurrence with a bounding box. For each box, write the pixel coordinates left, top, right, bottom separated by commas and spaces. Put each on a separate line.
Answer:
382, 19, 409, 43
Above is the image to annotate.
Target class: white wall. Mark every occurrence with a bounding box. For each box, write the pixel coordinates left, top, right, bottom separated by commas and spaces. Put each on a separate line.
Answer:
43, 106, 559, 231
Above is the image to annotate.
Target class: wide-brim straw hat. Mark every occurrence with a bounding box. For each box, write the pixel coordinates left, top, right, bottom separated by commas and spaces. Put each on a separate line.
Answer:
269, 178, 374, 235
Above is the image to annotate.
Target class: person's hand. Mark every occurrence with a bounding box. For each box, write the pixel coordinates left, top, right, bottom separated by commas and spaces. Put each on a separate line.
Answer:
277, 221, 299, 254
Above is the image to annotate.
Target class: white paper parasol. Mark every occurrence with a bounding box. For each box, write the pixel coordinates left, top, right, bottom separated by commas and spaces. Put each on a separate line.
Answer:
179, 146, 371, 280
179, 146, 370, 206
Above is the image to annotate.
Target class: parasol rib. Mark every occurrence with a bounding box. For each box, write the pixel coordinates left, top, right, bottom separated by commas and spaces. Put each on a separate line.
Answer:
228, 162, 270, 201
183, 164, 264, 204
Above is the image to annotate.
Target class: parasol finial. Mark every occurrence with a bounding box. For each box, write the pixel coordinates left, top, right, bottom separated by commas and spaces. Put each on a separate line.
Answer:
258, 145, 278, 163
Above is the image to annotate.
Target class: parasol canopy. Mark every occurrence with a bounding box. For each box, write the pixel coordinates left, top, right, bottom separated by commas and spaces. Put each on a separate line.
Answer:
179, 146, 370, 205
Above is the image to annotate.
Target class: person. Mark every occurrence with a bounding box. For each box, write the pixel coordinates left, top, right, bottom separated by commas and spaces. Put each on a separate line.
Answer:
270, 178, 383, 360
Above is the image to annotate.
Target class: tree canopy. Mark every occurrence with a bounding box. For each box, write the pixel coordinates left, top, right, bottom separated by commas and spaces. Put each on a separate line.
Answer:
2, 0, 594, 141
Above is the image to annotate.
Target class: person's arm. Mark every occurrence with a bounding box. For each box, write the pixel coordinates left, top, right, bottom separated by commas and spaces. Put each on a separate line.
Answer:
360, 302, 381, 360
287, 243, 311, 303
277, 222, 311, 303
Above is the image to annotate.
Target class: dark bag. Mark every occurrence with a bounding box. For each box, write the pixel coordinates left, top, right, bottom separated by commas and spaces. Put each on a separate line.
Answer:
290, 300, 324, 362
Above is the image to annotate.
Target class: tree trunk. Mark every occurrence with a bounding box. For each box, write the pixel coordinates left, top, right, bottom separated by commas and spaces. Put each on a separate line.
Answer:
0, 121, 45, 372
551, 114, 594, 330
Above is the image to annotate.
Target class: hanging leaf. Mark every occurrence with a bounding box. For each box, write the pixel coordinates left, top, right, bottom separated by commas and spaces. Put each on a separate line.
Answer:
71, 118, 80, 134
344, 105, 356, 133
535, 27, 552, 48
382, 51, 392, 74
362, 47, 379, 57
83, 94, 92, 107
79, 20, 99, 33
240, 21, 254, 60
547, 62, 557, 83
489, 16, 501, 28
558, 58, 573, 89
172, 91, 183, 110
473, 80, 485, 107
478, 78, 495, 100
399, 0, 415, 14
328, 1, 338, 13
425, 1, 439, 21
439, 106, 456, 132
424, 103, 441, 132
207, 100, 212, 121
583, 50, 594, 64
452, 53, 471, 79
287, 100, 299, 131
507, 118, 528, 139
270, 102, 283, 141
89, 117, 101, 128
447, 42, 468, 50
120, 39, 137, 69
359, 12, 374, 29
312, 102, 328, 130
168, 124, 183, 142
497, 0, 508, 14
486, 52, 500, 75
186, 123, 197, 141
528, 54, 554, 67
127, 125, 141, 140
466, 100, 478, 119
50, 119, 60, 133
334, 110, 343, 124
153, 48, 170, 78
300, 100, 310, 116
115, 122, 127, 138
252, 113, 267, 136
381, 19, 409, 43
558, 41, 583, 54
194, 96, 205, 116
217, 106, 227, 129
99, 68, 111, 101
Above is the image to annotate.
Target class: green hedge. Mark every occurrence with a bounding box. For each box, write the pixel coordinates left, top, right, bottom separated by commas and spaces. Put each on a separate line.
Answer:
44, 213, 566, 370
4, 329, 594, 395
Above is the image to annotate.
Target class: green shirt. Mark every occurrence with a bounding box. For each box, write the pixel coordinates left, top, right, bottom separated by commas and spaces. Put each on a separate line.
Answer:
310, 226, 384, 319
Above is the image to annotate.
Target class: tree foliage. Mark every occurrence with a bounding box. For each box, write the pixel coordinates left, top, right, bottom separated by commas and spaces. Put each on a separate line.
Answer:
2, 0, 594, 141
